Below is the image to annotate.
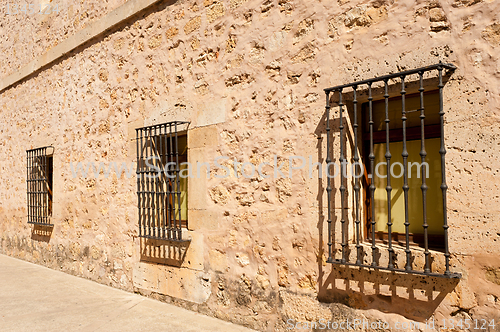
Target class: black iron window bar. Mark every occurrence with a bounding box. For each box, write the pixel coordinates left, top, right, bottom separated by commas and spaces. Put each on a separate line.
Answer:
136, 121, 190, 242
323, 62, 461, 278
27, 146, 53, 227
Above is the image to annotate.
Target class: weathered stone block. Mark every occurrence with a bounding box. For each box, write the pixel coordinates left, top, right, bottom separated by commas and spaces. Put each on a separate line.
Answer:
132, 261, 160, 293
184, 16, 202, 34
127, 119, 144, 141
181, 231, 204, 271
207, 2, 225, 23
188, 209, 220, 230
209, 249, 229, 272
188, 125, 219, 149
188, 149, 209, 210
133, 262, 211, 304
195, 99, 226, 127
482, 23, 500, 45
165, 27, 179, 40
209, 185, 231, 205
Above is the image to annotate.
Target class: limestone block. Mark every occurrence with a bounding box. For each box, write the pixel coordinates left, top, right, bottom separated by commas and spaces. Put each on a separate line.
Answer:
188, 125, 219, 149
188, 209, 220, 230
209, 185, 231, 205
181, 231, 204, 271
429, 8, 447, 22
207, 2, 225, 23
209, 249, 229, 272
133, 262, 211, 304
165, 27, 179, 40
194, 99, 226, 127
184, 16, 202, 34
132, 261, 160, 293
127, 119, 144, 141
188, 149, 209, 210
482, 23, 500, 45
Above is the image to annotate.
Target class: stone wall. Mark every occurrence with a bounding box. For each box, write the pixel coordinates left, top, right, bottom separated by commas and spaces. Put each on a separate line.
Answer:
0, 0, 128, 77
1, 0, 499, 331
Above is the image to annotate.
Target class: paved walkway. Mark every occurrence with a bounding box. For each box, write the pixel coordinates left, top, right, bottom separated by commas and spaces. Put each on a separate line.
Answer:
0, 254, 256, 332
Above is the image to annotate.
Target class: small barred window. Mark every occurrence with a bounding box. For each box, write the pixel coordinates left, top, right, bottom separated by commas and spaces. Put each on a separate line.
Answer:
27, 146, 53, 226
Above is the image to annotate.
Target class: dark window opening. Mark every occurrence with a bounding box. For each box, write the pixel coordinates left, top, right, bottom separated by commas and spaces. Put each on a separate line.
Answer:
323, 62, 461, 278
362, 91, 445, 250
27, 146, 53, 226
136, 121, 189, 242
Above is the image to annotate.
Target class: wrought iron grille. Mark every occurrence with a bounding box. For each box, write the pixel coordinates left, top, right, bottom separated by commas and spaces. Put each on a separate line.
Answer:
136, 121, 189, 242
323, 62, 461, 278
27, 146, 53, 226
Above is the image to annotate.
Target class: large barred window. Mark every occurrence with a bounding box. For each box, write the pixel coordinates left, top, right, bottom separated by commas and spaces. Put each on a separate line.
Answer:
136, 121, 189, 242
27, 146, 53, 226
323, 62, 461, 278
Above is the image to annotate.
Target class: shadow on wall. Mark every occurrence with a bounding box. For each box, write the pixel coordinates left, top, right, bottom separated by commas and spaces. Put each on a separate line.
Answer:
140, 237, 190, 267
31, 224, 53, 243
318, 266, 459, 321
314, 72, 460, 321
6, 0, 177, 93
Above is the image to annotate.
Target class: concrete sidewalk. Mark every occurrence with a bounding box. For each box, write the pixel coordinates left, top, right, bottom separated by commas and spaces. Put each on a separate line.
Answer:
0, 254, 256, 332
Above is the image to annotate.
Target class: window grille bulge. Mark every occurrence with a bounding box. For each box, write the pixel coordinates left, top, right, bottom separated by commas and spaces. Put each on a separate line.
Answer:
136, 121, 189, 242
323, 62, 461, 278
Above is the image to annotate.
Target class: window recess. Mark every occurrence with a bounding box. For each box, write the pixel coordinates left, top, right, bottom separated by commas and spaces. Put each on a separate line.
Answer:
27, 146, 54, 227
136, 121, 189, 242
323, 62, 461, 278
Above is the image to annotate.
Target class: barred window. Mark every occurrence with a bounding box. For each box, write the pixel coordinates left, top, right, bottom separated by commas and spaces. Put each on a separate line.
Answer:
136, 121, 189, 242
364, 91, 444, 248
323, 62, 461, 278
27, 146, 53, 226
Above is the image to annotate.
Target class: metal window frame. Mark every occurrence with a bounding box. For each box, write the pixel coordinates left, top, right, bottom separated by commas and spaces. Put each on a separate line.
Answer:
323, 62, 461, 278
26, 146, 54, 227
136, 121, 190, 242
